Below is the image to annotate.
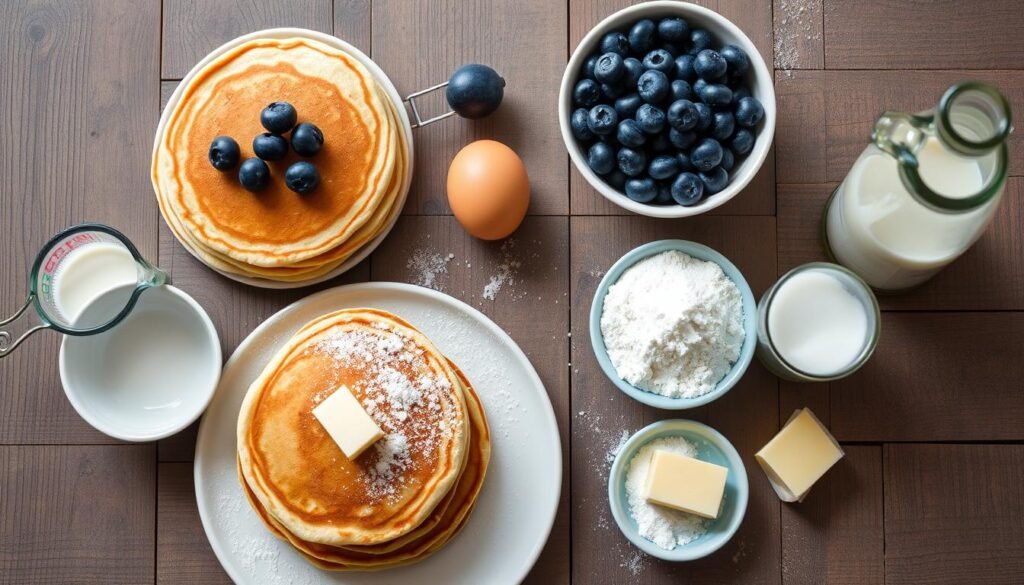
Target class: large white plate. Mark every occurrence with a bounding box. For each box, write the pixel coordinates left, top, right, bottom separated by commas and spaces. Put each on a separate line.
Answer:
194, 283, 562, 584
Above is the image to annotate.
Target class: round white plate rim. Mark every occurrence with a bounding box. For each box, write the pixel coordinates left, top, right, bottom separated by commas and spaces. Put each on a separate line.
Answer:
153, 28, 414, 289
194, 282, 562, 584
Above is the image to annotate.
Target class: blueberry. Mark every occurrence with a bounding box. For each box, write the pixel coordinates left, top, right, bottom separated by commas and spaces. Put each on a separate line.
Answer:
614, 94, 644, 118
284, 161, 320, 194
731, 86, 752, 103
599, 32, 629, 56
673, 54, 696, 81
711, 111, 735, 141
260, 102, 297, 134
648, 155, 680, 180
699, 166, 729, 194
238, 158, 270, 192
628, 19, 657, 54
637, 70, 670, 103
694, 102, 713, 131
690, 138, 723, 171
573, 79, 601, 107
606, 169, 628, 190
671, 172, 704, 205
670, 79, 693, 102
669, 128, 697, 150
734, 96, 765, 127
571, 108, 596, 142
635, 103, 666, 134
617, 147, 647, 177
601, 82, 627, 100
692, 77, 708, 96
689, 29, 714, 55
625, 177, 658, 203
720, 148, 736, 172
622, 58, 644, 87
587, 104, 618, 135
594, 52, 625, 84
698, 83, 733, 107
693, 49, 728, 80
208, 136, 240, 170
290, 123, 324, 157
667, 99, 699, 131
252, 132, 289, 161
655, 182, 674, 205
731, 128, 755, 155
587, 141, 616, 175
642, 49, 674, 74
657, 18, 689, 44
719, 44, 750, 77
649, 131, 672, 153
583, 55, 599, 80
616, 119, 646, 148
446, 64, 505, 118
676, 151, 696, 172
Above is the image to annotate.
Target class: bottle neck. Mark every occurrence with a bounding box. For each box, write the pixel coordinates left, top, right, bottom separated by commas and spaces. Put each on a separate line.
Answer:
935, 81, 1013, 157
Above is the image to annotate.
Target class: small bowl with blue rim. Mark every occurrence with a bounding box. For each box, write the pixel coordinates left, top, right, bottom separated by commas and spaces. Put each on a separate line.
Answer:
609, 419, 749, 561
589, 239, 756, 409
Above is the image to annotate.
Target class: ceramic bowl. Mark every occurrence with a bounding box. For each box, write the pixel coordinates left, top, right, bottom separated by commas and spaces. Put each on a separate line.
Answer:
559, 1, 776, 218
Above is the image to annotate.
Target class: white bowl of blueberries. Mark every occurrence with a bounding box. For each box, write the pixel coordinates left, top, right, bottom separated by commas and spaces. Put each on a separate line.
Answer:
559, 1, 775, 217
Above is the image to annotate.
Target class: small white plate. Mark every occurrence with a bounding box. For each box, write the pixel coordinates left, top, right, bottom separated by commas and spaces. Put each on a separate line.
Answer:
194, 282, 562, 585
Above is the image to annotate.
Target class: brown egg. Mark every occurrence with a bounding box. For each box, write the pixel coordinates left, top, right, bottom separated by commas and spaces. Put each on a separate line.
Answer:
446, 140, 530, 240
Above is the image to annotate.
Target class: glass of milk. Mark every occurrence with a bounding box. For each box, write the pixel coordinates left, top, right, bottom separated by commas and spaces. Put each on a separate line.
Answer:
755, 263, 880, 382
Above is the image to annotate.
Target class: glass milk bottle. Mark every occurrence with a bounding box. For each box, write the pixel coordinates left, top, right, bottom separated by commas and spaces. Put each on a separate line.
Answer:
824, 82, 1012, 291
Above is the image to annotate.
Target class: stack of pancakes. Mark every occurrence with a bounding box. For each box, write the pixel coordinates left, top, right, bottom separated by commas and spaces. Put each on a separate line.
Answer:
237, 308, 490, 570
152, 37, 407, 282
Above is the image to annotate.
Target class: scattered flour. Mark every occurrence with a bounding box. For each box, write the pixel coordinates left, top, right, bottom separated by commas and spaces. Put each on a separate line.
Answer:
482, 239, 522, 300
625, 436, 709, 550
775, 0, 822, 70
407, 248, 452, 290
600, 250, 744, 398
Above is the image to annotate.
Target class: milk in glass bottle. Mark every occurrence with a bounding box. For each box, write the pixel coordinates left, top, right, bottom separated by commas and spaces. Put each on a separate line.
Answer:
824, 82, 1012, 291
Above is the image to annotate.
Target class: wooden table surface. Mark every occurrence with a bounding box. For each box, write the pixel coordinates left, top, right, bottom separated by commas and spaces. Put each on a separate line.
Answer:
2, 0, 1023, 583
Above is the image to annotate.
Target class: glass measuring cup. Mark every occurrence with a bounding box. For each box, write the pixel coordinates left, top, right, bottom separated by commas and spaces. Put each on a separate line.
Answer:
0, 223, 167, 357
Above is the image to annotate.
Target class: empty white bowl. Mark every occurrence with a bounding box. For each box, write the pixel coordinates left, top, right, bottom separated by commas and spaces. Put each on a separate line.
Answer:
559, 1, 776, 218
60, 284, 221, 441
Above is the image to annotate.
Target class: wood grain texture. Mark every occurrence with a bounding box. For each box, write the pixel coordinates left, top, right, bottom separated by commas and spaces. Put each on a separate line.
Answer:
161, 0, 333, 79
333, 0, 371, 54
885, 444, 1024, 585
371, 0, 568, 216
831, 313, 1024, 442
823, 0, 1024, 70
158, 463, 231, 584
0, 0, 160, 444
773, 0, 823, 70
0, 445, 155, 583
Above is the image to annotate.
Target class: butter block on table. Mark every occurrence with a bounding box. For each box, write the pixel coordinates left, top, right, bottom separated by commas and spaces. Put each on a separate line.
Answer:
312, 384, 384, 459
755, 408, 843, 502
644, 449, 729, 519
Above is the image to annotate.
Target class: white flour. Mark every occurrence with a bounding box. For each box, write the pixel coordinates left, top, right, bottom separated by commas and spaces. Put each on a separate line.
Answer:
625, 436, 709, 550
600, 250, 743, 398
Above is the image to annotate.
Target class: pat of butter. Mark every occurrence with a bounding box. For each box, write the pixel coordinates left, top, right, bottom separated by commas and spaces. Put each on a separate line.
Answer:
756, 408, 844, 502
312, 385, 383, 459
644, 449, 728, 519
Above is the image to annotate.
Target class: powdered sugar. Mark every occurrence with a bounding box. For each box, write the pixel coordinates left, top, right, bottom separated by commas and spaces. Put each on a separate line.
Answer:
625, 436, 709, 550
408, 248, 453, 290
482, 239, 522, 300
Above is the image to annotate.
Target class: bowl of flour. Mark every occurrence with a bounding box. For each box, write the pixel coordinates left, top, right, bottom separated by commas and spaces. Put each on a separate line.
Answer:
590, 240, 756, 409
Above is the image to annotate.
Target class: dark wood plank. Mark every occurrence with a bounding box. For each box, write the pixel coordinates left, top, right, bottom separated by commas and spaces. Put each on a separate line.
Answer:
332, 0, 371, 54
885, 444, 1024, 585
773, 72, 826, 185
161, 0, 333, 79
824, 0, 1024, 70
157, 462, 231, 585
372, 0, 568, 216
0, 445, 155, 583
570, 216, 780, 584
0, 0, 160, 444
777, 179, 1024, 310
831, 312, 1024, 441
773, 0, 823, 70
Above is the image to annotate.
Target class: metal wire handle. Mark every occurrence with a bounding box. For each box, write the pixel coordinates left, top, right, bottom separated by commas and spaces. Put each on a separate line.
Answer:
404, 81, 456, 128
0, 294, 48, 358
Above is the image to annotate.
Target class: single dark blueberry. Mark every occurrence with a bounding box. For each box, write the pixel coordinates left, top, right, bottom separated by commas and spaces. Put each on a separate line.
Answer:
284, 161, 320, 194
208, 136, 240, 170
587, 141, 616, 175
625, 177, 658, 203
648, 155, 680, 180
605, 169, 628, 191
582, 55, 599, 80
671, 172, 704, 206
690, 137, 724, 172
601, 82, 627, 100
720, 148, 736, 172
649, 131, 672, 153
699, 166, 729, 194
719, 44, 750, 77
290, 123, 324, 157
711, 111, 735, 141
614, 94, 644, 119
688, 29, 714, 55
670, 79, 693, 102
587, 104, 618, 135
617, 147, 647, 177
657, 17, 689, 44
238, 158, 270, 192
734, 96, 765, 127
260, 102, 297, 134
666, 99, 699, 131
673, 54, 696, 81
573, 78, 602, 107
616, 119, 647, 148
642, 49, 674, 74
692, 77, 708, 96
676, 151, 696, 173
637, 70, 670, 103
599, 31, 630, 56
594, 52, 625, 84
571, 108, 596, 142
628, 19, 657, 54
446, 64, 505, 118
669, 128, 698, 150
698, 83, 733, 108
655, 182, 674, 205
622, 58, 644, 88
693, 49, 728, 80
731, 128, 755, 155
635, 103, 666, 134
252, 132, 289, 161
694, 102, 713, 131
731, 86, 752, 103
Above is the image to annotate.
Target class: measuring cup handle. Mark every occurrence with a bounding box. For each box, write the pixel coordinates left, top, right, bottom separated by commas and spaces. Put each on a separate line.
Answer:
0, 294, 50, 358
